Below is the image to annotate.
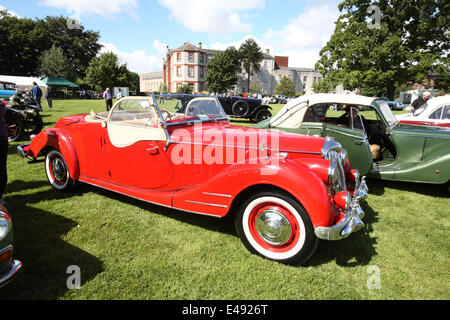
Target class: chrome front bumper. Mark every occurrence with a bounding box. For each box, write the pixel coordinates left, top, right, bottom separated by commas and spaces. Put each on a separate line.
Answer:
0, 260, 22, 288
314, 177, 369, 241
17, 144, 28, 159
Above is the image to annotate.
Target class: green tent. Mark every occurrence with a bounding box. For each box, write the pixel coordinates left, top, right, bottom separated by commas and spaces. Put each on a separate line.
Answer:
41, 77, 78, 88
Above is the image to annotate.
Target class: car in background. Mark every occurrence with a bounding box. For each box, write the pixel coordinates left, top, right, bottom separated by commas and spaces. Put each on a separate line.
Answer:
396, 89, 438, 110
396, 96, 450, 128
0, 81, 15, 107
18, 94, 368, 265
218, 95, 273, 122
255, 94, 450, 189
0, 205, 22, 287
159, 94, 272, 123
80, 90, 103, 99
375, 97, 401, 110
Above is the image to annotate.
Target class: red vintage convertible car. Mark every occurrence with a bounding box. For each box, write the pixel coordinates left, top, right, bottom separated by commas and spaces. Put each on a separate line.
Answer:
17, 94, 368, 265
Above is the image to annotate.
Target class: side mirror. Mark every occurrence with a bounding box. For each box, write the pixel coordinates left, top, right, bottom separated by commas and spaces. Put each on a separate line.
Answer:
101, 121, 107, 128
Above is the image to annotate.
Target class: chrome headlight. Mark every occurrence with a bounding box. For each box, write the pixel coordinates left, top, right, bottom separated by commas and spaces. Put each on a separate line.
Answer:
321, 137, 341, 157
325, 150, 346, 194
322, 137, 347, 193
327, 161, 339, 185
340, 149, 348, 165
0, 215, 10, 240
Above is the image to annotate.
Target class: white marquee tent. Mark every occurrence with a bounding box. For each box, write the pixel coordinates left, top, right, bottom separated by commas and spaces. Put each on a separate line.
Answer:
0, 75, 48, 97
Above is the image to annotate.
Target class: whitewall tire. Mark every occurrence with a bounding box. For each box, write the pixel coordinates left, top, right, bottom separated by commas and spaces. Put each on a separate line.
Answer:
45, 150, 75, 191
235, 190, 318, 265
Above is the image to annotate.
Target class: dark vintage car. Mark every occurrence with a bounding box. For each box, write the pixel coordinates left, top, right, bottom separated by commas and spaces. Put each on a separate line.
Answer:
158, 94, 272, 123
0, 205, 22, 287
7, 91, 44, 142
218, 95, 272, 122
18, 94, 368, 265
256, 94, 450, 190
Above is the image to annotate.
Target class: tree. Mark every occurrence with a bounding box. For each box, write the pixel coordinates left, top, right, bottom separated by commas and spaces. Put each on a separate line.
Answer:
85, 52, 137, 91
249, 79, 263, 94
238, 39, 264, 93
38, 16, 102, 80
0, 15, 43, 76
38, 44, 74, 79
315, 0, 449, 99
117, 64, 139, 92
275, 76, 296, 96
0, 15, 101, 79
176, 84, 193, 94
206, 47, 241, 94
85, 52, 120, 90
312, 79, 337, 94
159, 83, 168, 92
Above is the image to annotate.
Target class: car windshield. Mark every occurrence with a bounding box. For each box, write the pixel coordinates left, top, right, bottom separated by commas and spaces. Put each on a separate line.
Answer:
5, 83, 15, 90
377, 101, 398, 127
412, 103, 428, 117
155, 94, 228, 124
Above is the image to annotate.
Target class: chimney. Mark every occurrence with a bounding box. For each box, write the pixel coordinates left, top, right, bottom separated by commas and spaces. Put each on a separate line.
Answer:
198, 42, 203, 49
266, 49, 270, 54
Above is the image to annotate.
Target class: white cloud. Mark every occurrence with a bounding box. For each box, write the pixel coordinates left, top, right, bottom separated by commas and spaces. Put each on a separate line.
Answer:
42, 0, 139, 19
100, 41, 167, 74
152, 39, 168, 58
205, 2, 340, 69
208, 35, 270, 54
157, 0, 265, 35
0, 5, 20, 18
262, 2, 340, 68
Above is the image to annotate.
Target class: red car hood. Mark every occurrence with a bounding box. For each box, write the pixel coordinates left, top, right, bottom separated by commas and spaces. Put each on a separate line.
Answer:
169, 122, 324, 156
55, 115, 86, 126
55, 115, 325, 156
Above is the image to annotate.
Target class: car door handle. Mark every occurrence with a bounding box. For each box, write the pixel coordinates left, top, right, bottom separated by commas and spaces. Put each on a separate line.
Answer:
146, 146, 159, 155
354, 140, 364, 145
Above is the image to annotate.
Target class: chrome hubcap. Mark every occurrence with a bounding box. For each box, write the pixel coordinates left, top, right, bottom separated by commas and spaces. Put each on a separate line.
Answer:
255, 209, 292, 246
52, 158, 66, 181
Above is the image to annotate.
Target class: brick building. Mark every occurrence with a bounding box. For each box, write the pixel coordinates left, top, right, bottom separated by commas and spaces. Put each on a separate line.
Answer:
140, 41, 332, 95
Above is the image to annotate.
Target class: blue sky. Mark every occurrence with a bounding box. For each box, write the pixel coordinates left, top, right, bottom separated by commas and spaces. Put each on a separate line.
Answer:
0, 0, 342, 74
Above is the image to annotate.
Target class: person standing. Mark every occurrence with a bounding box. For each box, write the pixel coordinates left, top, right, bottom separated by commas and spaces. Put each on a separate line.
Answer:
0, 100, 8, 206
115, 88, 123, 100
31, 82, 43, 109
46, 85, 53, 109
103, 88, 113, 111
410, 91, 431, 113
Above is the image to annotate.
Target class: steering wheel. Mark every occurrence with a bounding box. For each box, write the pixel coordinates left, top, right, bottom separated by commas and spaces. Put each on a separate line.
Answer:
160, 109, 172, 121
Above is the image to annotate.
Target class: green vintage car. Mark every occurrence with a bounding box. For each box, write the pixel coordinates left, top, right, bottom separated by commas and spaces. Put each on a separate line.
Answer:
255, 94, 450, 188
0, 205, 22, 287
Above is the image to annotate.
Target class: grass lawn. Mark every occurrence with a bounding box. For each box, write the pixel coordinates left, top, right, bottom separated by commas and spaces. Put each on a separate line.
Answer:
0, 99, 448, 300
